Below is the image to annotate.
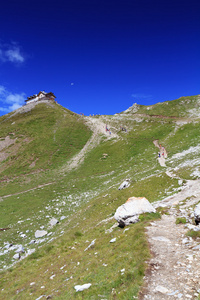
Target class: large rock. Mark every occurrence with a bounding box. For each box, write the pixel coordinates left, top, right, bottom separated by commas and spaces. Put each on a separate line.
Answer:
194, 203, 200, 225
114, 196, 156, 227
118, 179, 130, 190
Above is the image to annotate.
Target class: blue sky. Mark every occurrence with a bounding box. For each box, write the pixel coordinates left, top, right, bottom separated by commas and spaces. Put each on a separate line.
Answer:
0, 0, 199, 116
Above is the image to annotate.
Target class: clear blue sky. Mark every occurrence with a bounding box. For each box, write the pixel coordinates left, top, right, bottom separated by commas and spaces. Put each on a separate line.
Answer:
0, 0, 199, 116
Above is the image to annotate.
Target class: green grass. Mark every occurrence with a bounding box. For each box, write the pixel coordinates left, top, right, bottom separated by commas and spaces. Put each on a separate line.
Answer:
176, 217, 187, 224
0, 189, 161, 300
0, 103, 91, 178
131, 95, 199, 118
1, 97, 200, 299
186, 230, 200, 239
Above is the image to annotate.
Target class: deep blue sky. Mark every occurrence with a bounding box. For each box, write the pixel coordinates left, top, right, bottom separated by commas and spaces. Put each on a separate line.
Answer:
0, 0, 199, 116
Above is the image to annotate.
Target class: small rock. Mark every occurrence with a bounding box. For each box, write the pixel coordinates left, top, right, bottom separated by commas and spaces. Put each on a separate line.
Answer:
110, 238, 116, 243
118, 179, 130, 190
15, 245, 25, 253
192, 245, 200, 250
84, 239, 96, 251
152, 236, 171, 243
35, 230, 48, 238
194, 203, 200, 225
167, 290, 179, 296
60, 216, 66, 221
29, 240, 36, 245
49, 218, 59, 226
74, 283, 92, 292
20, 234, 26, 238
155, 285, 169, 294
177, 293, 183, 298
182, 238, 189, 244
13, 253, 20, 260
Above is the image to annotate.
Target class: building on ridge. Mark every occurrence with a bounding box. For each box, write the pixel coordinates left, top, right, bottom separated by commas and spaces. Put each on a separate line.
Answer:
25, 91, 56, 105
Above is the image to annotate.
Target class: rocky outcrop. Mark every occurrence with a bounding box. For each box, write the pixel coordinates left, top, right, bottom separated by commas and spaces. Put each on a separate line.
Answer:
114, 196, 155, 227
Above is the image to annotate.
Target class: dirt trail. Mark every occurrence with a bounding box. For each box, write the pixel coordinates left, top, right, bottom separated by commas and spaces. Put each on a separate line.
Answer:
1, 182, 54, 200
61, 116, 118, 172
153, 140, 167, 167
142, 179, 200, 299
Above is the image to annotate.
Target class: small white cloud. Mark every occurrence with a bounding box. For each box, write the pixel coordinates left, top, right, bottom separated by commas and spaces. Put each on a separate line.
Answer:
0, 85, 7, 96
5, 93, 25, 105
0, 85, 26, 114
9, 103, 22, 111
0, 43, 25, 64
5, 47, 24, 63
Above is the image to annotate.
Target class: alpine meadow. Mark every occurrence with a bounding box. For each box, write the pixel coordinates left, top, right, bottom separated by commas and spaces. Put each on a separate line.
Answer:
1, 95, 200, 299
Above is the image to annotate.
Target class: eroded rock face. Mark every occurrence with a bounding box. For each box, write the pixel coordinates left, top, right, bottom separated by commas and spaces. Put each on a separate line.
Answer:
114, 196, 155, 227
194, 203, 200, 225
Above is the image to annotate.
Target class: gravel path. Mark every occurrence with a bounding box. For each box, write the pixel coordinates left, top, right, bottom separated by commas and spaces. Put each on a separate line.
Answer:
141, 179, 200, 299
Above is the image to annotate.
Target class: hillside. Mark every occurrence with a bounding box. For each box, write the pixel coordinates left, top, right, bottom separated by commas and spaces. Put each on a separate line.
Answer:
0, 95, 200, 299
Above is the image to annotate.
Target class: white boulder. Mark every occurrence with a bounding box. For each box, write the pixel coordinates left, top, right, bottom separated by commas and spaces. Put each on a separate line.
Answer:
118, 179, 130, 190
114, 197, 156, 227
194, 203, 200, 225
35, 230, 48, 238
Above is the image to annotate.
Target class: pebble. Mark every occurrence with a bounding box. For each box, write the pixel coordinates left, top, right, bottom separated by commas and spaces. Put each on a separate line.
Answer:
109, 238, 116, 243
155, 285, 169, 294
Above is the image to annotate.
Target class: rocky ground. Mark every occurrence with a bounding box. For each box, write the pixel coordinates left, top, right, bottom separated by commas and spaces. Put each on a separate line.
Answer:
142, 179, 200, 299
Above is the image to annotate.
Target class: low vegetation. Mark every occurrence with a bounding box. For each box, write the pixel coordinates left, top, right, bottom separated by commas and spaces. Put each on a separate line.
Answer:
0, 95, 200, 299
176, 217, 187, 224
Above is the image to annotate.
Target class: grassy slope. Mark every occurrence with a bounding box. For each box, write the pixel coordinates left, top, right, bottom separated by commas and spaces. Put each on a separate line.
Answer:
0, 97, 200, 299
127, 95, 199, 117
0, 102, 91, 195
